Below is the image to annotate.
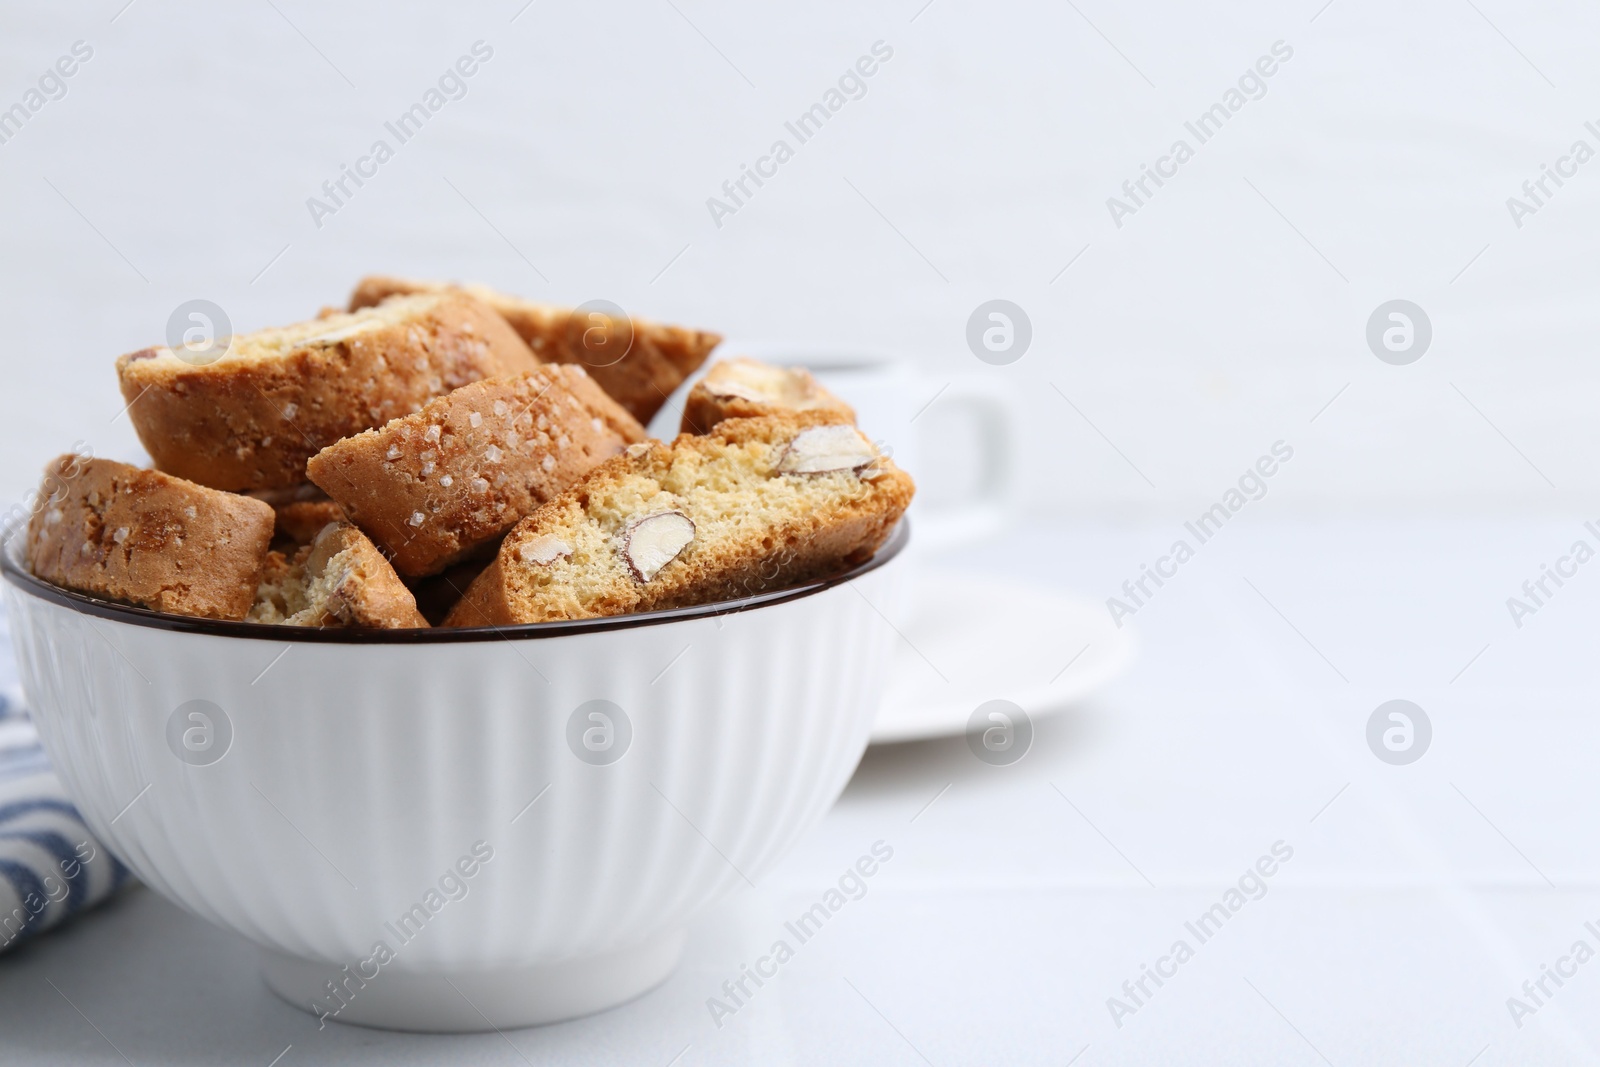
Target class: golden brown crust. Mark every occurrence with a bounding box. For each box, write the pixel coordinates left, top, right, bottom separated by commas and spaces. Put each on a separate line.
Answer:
443, 553, 521, 627
349, 276, 720, 425
25, 456, 274, 620
249, 522, 427, 628
116, 291, 539, 491
444, 412, 914, 626
305, 369, 647, 577
271, 499, 347, 546
680, 357, 855, 434
245, 484, 347, 547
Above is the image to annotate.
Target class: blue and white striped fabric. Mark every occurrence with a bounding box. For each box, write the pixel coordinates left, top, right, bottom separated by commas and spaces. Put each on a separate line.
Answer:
0, 607, 131, 952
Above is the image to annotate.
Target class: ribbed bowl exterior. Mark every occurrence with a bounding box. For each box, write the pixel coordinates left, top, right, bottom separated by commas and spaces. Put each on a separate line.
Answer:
2, 559, 901, 973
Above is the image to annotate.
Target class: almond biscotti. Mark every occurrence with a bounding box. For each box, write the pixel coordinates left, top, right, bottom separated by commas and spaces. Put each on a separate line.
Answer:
116, 291, 539, 492
349, 276, 721, 425
305, 368, 647, 577
681, 357, 855, 433
249, 521, 427, 628
443, 413, 913, 626
25, 456, 274, 620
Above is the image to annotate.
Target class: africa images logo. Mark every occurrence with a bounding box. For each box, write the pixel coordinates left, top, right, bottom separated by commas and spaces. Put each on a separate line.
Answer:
566, 699, 632, 766
705, 41, 894, 228
165, 700, 233, 767
1365, 700, 1430, 766
1106, 442, 1294, 627
1105, 41, 1294, 228
0, 41, 94, 147
305, 42, 494, 229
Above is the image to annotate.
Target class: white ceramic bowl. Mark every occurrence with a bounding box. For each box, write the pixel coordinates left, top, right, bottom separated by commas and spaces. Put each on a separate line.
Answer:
0, 522, 908, 1031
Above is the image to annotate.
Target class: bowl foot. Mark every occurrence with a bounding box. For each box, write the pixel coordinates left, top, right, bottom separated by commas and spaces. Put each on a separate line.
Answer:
259, 928, 687, 1032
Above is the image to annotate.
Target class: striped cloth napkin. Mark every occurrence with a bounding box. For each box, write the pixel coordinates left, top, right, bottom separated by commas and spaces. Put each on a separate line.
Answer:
0, 606, 131, 953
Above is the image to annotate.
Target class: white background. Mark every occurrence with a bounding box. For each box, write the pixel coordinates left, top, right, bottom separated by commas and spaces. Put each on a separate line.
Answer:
3, 0, 1598, 518
9, 4, 1600, 1064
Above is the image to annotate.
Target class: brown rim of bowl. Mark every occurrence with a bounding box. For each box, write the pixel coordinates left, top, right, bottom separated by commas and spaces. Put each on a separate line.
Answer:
0, 520, 909, 643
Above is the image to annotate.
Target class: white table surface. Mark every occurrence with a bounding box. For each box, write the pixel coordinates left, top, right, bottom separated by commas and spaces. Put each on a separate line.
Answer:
3, 515, 1598, 1065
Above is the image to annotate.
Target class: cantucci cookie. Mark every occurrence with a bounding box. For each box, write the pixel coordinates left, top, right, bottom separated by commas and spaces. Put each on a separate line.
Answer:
680, 357, 855, 433
443, 413, 913, 625
25, 456, 274, 620
348, 276, 720, 425
305, 369, 646, 577
116, 290, 539, 492
249, 521, 427, 628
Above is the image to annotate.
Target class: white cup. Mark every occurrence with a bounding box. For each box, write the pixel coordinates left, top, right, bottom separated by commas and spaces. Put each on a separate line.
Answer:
652, 343, 1021, 554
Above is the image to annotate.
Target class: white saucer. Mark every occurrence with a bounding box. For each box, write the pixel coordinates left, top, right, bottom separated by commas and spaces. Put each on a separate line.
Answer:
870, 569, 1137, 744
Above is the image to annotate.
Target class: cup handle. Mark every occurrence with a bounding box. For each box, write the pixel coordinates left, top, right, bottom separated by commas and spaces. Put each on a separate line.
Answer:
911, 377, 1018, 552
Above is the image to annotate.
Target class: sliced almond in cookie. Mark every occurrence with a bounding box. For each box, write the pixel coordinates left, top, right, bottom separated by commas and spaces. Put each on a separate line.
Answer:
776, 424, 878, 475
517, 535, 573, 565
621, 511, 695, 582
681, 357, 854, 433
444, 413, 914, 625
